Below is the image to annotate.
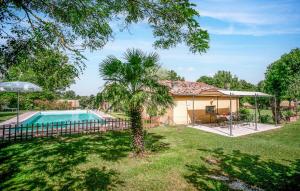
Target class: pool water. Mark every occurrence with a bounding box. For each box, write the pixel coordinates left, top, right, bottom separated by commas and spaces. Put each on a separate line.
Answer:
22, 112, 102, 126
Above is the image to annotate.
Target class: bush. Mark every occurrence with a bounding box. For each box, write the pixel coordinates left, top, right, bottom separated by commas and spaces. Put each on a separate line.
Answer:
282, 110, 295, 120
259, 114, 272, 123
239, 108, 251, 121
33, 100, 72, 110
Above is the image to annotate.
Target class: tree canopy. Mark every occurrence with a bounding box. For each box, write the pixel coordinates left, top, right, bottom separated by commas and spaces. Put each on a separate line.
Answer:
197, 70, 256, 91
5, 48, 78, 92
1, 0, 209, 74
265, 48, 300, 101
157, 68, 185, 81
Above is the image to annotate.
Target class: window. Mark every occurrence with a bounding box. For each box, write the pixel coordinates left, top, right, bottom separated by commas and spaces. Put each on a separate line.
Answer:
206, 106, 216, 114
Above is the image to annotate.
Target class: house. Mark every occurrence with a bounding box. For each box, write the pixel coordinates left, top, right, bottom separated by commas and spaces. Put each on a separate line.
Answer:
159, 80, 239, 125
56, 99, 80, 109
280, 100, 297, 109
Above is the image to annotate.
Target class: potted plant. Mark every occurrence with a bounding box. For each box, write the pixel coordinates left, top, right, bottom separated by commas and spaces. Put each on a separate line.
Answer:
283, 110, 298, 122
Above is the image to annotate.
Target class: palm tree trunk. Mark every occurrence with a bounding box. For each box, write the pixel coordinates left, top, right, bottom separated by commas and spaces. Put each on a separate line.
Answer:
129, 107, 144, 154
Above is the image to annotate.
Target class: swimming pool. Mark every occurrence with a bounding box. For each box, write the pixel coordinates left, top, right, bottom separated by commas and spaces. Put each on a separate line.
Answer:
22, 110, 103, 126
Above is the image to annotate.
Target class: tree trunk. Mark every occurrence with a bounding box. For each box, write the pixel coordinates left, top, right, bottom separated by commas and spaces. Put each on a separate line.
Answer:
129, 107, 144, 155
272, 97, 281, 124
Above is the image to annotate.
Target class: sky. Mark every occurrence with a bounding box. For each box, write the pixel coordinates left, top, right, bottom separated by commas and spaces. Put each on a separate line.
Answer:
70, 0, 300, 96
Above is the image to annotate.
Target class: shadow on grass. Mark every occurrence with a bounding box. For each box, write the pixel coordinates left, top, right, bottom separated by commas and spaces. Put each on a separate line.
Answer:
185, 148, 300, 191
0, 130, 169, 190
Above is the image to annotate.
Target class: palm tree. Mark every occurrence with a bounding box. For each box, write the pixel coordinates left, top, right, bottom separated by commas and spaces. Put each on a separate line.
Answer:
99, 49, 174, 154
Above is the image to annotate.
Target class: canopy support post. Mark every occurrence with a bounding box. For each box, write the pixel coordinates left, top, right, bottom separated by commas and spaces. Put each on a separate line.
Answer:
254, 93, 258, 130
230, 93, 233, 136
17, 90, 20, 126
217, 97, 219, 114
192, 95, 195, 126
274, 96, 277, 126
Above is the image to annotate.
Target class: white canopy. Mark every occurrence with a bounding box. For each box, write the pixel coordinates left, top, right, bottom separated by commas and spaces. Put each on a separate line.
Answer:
0, 81, 42, 93
218, 90, 272, 97
0, 81, 42, 125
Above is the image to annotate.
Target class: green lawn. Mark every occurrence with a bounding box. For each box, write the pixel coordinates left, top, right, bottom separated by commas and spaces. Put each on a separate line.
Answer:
108, 112, 129, 120
0, 111, 27, 123
0, 122, 299, 190
0, 112, 18, 123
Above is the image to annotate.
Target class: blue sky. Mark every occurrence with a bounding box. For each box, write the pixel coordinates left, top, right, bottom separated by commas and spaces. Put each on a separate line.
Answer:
70, 0, 300, 95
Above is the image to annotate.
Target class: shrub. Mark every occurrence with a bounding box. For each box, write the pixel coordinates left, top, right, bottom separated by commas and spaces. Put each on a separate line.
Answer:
33, 100, 72, 110
259, 114, 272, 123
239, 108, 251, 121
282, 110, 295, 119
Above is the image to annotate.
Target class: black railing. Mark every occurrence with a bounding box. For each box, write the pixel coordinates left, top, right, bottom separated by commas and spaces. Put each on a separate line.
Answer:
0, 118, 130, 143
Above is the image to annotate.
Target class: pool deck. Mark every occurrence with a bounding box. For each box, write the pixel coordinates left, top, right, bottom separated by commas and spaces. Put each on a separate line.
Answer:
189, 123, 282, 137
0, 110, 114, 126
90, 110, 114, 119
0, 111, 39, 126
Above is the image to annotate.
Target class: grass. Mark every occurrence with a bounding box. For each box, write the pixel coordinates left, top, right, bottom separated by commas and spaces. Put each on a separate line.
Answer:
0, 111, 27, 123
0, 122, 299, 190
0, 112, 18, 123
108, 112, 129, 120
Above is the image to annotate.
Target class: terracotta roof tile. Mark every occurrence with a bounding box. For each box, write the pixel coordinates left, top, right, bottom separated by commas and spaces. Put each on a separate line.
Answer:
160, 80, 219, 96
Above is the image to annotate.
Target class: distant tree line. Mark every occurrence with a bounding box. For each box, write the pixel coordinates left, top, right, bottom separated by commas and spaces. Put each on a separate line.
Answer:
197, 71, 256, 91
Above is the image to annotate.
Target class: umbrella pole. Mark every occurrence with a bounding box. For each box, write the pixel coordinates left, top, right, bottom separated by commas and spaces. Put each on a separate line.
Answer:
230, 93, 232, 136
254, 93, 258, 130
17, 91, 19, 126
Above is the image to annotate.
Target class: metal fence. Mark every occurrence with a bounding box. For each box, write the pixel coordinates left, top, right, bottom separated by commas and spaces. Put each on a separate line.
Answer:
0, 118, 160, 143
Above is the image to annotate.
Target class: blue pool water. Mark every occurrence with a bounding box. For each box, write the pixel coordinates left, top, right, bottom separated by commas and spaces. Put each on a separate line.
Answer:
22, 112, 102, 126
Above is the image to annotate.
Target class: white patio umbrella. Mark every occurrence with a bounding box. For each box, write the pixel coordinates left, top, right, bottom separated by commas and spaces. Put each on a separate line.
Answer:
0, 81, 42, 125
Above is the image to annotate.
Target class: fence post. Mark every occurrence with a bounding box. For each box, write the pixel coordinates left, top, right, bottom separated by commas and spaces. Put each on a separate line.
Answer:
90, 120, 96, 133
36, 123, 39, 137
93, 120, 96, 132
46, 123, 49, 137
14, 124, 17, 141
73, 121, 76, 133
77, 121, 80, 134
61, 122, 63, 136
51, 122, 54, 136
86, 120, 88, 134
42, 123, 44, 138
20, 124, 23, 141
69, 121, 72, 135
8, 124, 11, 142
31, 124, 34, 139
2, 125, 5, 143
99, 119, 101, 132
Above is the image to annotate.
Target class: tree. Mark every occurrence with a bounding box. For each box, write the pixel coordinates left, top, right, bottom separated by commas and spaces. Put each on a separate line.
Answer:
264, 48, 300, 123
1, 0, 209, 75
79, 95, 97, 109
197, 76, 215, 85
99, 49, 173, 154
213, 71, 239, 89
5, 48, 77, 92
62, 90, 77, 99
157, 68, 184, 81
197, 71, 255, 91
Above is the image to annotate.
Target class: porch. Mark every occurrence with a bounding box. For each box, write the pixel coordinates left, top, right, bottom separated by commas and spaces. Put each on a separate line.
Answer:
189, 123, 281, 137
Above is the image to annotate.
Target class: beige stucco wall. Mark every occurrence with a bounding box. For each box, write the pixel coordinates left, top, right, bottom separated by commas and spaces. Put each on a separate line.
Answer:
168, 95, 239, 125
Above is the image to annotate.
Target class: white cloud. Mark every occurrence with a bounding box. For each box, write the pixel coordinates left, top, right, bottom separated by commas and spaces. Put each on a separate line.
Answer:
204, 25, 300, 36
200, 10, 274, 25
196, 0, 300, 30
